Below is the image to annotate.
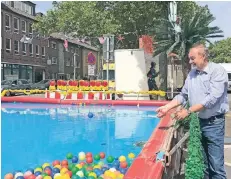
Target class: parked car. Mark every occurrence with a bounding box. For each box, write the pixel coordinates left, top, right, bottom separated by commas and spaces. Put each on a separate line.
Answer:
1, 79, 31, 96
31, 79, 51, 90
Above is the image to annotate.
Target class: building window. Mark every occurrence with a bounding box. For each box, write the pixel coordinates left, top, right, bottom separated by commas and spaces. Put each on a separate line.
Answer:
35, 45, 39, 57
22, 20, 26, 33
22, 43, 27, 55
14, 40, 19, 54
41, 47, 45, 58
29, 23, 33, 34
5, 14, 10, 31
51, 42, 56, 49
29, 44, 33, 56
6, 38, 11, 53
52, 57, 57, 64
13, 17, 19, 33
66, 58, 71, 66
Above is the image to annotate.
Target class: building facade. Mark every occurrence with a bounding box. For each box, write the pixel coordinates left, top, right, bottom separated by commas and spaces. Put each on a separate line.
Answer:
1, 1, 100, 83
1, 1, 48, 82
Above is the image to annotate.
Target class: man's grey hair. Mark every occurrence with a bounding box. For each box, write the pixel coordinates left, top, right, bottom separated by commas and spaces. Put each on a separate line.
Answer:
191, 43, 209, 60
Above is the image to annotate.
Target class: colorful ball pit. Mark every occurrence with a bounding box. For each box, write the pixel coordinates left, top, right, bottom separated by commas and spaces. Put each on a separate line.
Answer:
4, 152, 136, 179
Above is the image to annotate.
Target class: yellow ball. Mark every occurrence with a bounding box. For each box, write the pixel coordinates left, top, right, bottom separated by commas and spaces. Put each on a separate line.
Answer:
54, 165, 62, 170
42, 163, 50, 169
53, 173, 61, 179
44, 176, 52, 179
75, 164, 82, 169
88, 172, 97, 178
118, 173, 124, 179
60, 168, 68, 175
63, 173, 71, 179
128, 153, 135, 159
119, 156, 126, 162
104, 170, 111, 177
109, 172, 117, 179
93, 165, 101, 169
34, 168, 42, 173
76, 171, 84, 177
79, 155, 86, 161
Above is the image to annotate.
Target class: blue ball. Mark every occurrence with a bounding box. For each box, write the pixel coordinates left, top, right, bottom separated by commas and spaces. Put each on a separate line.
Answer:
101, 167, 108, 173
34, 171, 42, 176
44, 166, 52, 171
88, 112, 94, 118
72, 156, 78, 163
119, 168, 128, 174
16, 177, 24, 179
53, 167, 60, 173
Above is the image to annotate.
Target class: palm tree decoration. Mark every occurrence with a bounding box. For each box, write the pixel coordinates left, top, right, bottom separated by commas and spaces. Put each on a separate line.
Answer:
152, 5, 223, 80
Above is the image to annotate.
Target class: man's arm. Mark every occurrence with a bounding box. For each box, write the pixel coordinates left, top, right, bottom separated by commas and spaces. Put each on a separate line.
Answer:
165, 76, 189, 110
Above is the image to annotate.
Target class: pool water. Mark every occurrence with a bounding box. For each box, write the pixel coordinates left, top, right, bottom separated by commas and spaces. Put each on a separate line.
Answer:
1, 103, 159, 177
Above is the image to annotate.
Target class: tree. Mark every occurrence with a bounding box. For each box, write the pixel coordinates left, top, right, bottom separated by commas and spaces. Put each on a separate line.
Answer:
209, 38, 231, 63
152, 2, 224, 80
33, 1, 168, 49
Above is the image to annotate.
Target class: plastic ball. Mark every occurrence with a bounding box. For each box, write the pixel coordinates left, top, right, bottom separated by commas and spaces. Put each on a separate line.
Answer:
117, 174, 124, 179
98, 161, 104, 167
93, 165, 101, 169
35, 175, 42, 179
4, 173, 13, 179
93, 154, 100, 161
24, 171, 32, 178
66, 153, 74, 159
53, 173, 61, 179
42, 163, 50, 169
44, 169, 52, 176
79, 161, 86, 166
71, 176, 79, 179
120, 161, 128, 168
119, 168, 127, 175
88, 112, 94, 118
78, 152, 86, 161
88, 172, 97, 178
86, 152, 92, 158
106, 156, 114, 163
43, 176, 52, 179
76, 171, 84, 177
54, 165, 62, 170
28, 175, 36, 179
119, 156, 126, 162
75, 164, 82, 169
86, 166, 93, 171
14, 172, 24, 179
52, 160, 60, 166
99, 152, 105, 159
52, 167, 60, 174
128, 153, 135, 159
44, 166, 52, 171
41, 173, 48, 178
61, 160, 69, 166
109, 168, 116, 172
34, 168, 42, 173
71, 167, 79, 174
66, 171, 72, 178
27, 169, 34, 174
72, 156, 78, 163
16, 177, 24, 179
86, 157, 93, 164
60, 168, 69, 175
34, 171, 42, 176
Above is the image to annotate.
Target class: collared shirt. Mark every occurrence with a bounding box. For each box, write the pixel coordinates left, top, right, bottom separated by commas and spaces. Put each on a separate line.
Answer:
174, 62, 229, 119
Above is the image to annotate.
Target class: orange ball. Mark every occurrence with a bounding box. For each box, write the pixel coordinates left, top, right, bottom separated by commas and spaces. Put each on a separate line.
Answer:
61, 160, 68, 166
4, 173, 13, 179
120, 161, 128, 168
52, 160, 60, 166
99, 152, 105, 159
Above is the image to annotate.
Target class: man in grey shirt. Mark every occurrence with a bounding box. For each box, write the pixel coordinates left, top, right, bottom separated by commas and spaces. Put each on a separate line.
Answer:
156, 43, 229, 179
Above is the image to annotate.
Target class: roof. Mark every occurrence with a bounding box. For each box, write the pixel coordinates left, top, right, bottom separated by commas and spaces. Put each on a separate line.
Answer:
1, 2, 36, 20
49, 33, 99, 52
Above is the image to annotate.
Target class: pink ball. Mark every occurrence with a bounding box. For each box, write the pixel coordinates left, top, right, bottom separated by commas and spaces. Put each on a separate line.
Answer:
24, 171, 32, 178
35, 175, 42, 179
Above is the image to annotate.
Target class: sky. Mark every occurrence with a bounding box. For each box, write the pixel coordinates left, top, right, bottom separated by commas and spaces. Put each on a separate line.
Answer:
33, 1, 231, 41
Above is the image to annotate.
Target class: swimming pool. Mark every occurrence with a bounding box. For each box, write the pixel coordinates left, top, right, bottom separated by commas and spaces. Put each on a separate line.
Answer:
1, 103, 160, 178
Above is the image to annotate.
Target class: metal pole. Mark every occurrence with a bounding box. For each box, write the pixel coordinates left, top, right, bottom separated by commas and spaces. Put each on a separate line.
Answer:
106, 37, 109, 82
74, 53, 76, 80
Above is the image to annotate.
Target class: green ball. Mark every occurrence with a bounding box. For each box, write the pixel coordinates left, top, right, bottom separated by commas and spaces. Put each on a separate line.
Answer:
71, 167, 79, 175
88, 176, 95, 179
72, 175, 80, 179
69, 163, 75, 170
127, 160, 132, 167
97, 177, 103, 179
41, 173, 48, 177
66, 152, 74, 159
106, 156, 114, 163
94, 154, 100, 161
84, 170, 91, 177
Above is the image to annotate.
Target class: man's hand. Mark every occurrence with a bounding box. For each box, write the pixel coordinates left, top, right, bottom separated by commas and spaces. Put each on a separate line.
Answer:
156, 105, 169, 118
175, 108, 190, 120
